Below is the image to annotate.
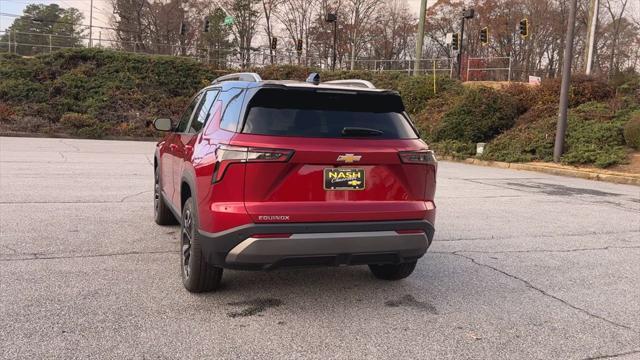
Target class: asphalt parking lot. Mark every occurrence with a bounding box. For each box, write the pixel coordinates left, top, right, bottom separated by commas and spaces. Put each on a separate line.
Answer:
1, 136, 639, 359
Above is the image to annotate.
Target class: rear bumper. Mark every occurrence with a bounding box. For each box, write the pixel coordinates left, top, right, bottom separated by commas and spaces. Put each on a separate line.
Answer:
198, 220, 434, 270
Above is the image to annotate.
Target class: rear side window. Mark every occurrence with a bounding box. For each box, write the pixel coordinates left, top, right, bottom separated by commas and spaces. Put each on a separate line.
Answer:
218, 88, 245, 132
176, 93, 203, 133
242, 88, 417, 139
189, 89, 219, 133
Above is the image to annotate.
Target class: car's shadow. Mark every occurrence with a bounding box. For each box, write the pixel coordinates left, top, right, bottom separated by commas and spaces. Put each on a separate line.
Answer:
189, 254, 457, 319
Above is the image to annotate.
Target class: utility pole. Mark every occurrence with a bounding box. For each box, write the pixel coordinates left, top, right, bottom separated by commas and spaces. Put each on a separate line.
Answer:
326, 13, 337, 71
414, 0, 428, 75
89, 0, 94, 48
350, 7, 358, 70
554, 0, 578, 162
457, 9, 474, 79
584, 0, 599, 75
457, 15, 465, 78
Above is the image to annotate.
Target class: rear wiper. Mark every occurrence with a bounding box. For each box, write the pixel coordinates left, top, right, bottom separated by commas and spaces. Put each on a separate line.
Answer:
341, 127, 384, 137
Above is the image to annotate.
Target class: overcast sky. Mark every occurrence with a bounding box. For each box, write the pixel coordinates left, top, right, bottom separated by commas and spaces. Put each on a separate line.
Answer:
2, 0, 638, 37
0, 0, 426, 33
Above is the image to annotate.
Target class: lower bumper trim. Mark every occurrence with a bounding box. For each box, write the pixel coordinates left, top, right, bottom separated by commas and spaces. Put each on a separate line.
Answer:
198, 220, 435, 269
226, 231, 428, 266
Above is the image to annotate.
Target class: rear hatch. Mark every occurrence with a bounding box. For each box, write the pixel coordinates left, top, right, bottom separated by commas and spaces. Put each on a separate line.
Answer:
229, 86, 436, 223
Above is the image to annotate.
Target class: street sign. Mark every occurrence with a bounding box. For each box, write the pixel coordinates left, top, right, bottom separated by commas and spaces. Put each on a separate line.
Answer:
224, 16, 234, 26
528, 75, 541, 85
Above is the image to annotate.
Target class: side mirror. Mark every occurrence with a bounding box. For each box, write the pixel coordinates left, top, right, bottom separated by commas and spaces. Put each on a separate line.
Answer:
153, 118, 173, 132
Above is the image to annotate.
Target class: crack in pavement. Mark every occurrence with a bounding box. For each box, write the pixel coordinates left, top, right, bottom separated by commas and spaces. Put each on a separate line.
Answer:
59, 139, 80, 152
144, 154, 154, 166
460, 178, 640, 214
432, 246, 640, 255
440, 251, 638, 334
0, 249, 176, 262
434, 230, 640, 243
57, 152, 67, 162
582, 349, 640, 359
120, 190, 152, 202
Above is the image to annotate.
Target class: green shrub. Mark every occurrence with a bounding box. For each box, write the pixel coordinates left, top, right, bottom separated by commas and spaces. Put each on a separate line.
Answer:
482, 116, 556, 163
536, 75, 614, 108
0, 103, 15, 122
259, 64, 312, 81
434, 86, 521, 143
76, 123, 109, 139
623, 113, 640, 149
573, 101, 613, 122
0, 79, 48, 102
58, 112, 110, 138
503, 83, 537, 111
484, 110, 629, 168
430, 140, 476, 159
563, 115, 627, 168
610, 68, 640, 95
397, 76, 436, 114
59, 112, 97, 129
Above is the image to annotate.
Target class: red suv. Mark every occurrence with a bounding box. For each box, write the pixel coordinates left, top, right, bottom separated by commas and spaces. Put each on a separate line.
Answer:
153, 73, 437, 292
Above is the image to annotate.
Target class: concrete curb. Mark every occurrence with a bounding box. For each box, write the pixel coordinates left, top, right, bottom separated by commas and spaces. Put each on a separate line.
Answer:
442, 157, 640, 186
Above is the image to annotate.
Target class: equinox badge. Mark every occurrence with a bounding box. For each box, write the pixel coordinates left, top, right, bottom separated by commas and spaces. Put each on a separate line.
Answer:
336, 154, 362, 163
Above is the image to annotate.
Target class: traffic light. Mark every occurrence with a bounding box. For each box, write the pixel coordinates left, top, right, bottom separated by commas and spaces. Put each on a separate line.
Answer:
452, 32, 460, 51
180, 21, 187, 35
271, 37, 278, 50
480, 27, 488, 45
296, 39, 303, 52
203, 18, 210, 33
462, 8, 475, 19
519, 18, 529, 38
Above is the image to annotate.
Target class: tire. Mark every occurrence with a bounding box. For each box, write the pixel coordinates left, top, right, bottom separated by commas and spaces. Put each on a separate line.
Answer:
154, 167, 178, 225
369, 261, 417, 280
180, 197, 223, 293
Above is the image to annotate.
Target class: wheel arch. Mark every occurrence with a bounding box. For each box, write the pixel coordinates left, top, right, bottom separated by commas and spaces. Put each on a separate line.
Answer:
180, 170, 198, 214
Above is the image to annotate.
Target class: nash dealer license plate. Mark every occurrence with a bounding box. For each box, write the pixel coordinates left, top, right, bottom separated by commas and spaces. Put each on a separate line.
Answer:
324, 168, 365, 190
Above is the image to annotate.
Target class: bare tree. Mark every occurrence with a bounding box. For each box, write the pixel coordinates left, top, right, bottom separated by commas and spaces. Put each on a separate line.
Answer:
602, 0, 629, 74
345, 0, 380, 70
370, 0, 416, 63
275, 0, 317, 64
103, 0, 639, 75
261, 0, 282, 64
225, 0, 262, 67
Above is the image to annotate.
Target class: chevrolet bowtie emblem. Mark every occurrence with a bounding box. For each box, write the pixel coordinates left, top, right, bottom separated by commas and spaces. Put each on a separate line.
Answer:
337, 154, 362, 163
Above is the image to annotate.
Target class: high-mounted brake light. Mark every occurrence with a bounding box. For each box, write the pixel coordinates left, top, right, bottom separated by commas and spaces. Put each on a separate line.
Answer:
398, 150, 437, 166
212, 144, 293, 183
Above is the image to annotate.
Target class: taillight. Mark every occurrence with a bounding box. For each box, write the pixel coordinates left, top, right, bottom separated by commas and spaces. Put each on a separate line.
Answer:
212, 144, 293, 183
399, 150, 437, 166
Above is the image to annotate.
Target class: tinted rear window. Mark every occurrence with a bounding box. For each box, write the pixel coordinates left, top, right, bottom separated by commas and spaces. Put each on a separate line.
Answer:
242, 88, 417, 139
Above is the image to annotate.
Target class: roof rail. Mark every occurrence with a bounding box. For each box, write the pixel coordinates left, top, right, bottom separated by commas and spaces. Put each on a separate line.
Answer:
323, 79, 376, 89
211, 72, 262, 85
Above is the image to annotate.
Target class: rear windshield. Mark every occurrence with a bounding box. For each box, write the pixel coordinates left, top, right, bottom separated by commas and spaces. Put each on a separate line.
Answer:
242, 88, 418, 139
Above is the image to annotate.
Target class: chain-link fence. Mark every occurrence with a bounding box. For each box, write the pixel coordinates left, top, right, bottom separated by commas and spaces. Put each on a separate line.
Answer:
464, 56, 513, 82
1, 29, 514, 81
